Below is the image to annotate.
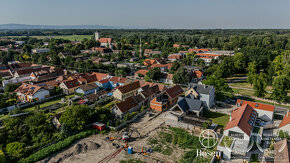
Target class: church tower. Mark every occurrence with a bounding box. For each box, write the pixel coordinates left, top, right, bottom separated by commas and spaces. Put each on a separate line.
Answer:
94, 31, 99, 41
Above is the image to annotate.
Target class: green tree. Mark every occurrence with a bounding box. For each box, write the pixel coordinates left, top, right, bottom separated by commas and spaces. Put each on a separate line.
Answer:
173, 67, 189, 84
233, 52, 246, 73
213, 57, 235, 78
253, 73, 267, 97
247, 61, 258, 85
203, 76, 233, 100
60, 105, 94, 131
271, 75, 290, 103
5, 142, 25, 158
146, 67, 162, 81
4, 83, 20, 92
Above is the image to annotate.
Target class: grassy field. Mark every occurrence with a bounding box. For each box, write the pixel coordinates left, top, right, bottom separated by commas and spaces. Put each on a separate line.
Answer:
229, 82, 273, 92
203, 111, 230, 128
9, 35, 93, 41
23, 94, 74, 112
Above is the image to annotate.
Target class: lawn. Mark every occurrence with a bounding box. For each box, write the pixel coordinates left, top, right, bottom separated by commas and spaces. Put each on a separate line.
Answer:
23, 98, 62, 112
219, 136, 234, 147
229, 82, 273, 92
22, 95, 74, 112
9, 35, 93, 41
203, 111, 230, 128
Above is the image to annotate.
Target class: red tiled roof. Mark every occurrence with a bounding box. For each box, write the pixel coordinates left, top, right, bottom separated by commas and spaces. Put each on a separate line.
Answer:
192, 70, 203, 78
116, 96, 139, 113
92, 72, 109, 81
168, 54, 182, 60
188, 48, 211, 53
109, 76, 127, 84
118, 81, 140, 94
63, 79, 81, 89
279, 112, 290, 128
15, 83, 43, 96
165, 85, 184, 99
99, 79, 110, 84
151, 64, 168, 68
236, 99, 275, 112
225, 104, 257, 136
144, 59, 156, 65
135, 69, 149, 76
98, 38, 112, 43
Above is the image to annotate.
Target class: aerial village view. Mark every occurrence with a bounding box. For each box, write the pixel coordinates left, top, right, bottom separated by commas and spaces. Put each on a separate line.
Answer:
0, 1, 289, 163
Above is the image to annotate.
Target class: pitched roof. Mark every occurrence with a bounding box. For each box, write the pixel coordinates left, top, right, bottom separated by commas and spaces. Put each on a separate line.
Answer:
192, 70, 203, 78
77, 83, 99, 92
165, 85, 184, 99
176, 97, 202, 112
109, 76, 127, 84
92, 72, 109, 81
15, 67, 50, 76
189, 83, 213, 95
98, 78, 110, 84
117, 81, 140, 94
135, 69, 149, 76
85, 93, 99, 102
62, 79, 81, 89
279, 112, 290, 128
116, 96, 141, 113
236, 99, 275, 112
151, 64, 168, 68
98, 38, 113, 43
188, 48, 211, 53
140, 85, 160, 98
274, 139, 290, 163
225, 104, 257, 136
144, 59, 156, 65
78, 74, 98, 83
168, 54, 182, 60
15, 83, 43, 96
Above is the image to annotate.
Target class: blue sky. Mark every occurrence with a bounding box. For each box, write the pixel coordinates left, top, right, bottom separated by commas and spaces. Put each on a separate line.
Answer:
1, 0, 290, 29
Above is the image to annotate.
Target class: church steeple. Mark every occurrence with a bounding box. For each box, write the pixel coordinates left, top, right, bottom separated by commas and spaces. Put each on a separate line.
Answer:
94, 31, 99, 41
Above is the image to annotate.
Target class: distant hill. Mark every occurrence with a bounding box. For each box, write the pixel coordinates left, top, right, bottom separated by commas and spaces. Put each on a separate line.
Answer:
0, 23, 119, 29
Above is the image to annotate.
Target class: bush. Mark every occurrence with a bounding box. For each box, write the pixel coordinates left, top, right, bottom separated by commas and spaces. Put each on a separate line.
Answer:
20, 130, 96, 163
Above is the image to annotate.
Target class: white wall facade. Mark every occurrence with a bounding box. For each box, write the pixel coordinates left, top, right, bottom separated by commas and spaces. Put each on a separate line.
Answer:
254, 109, 273, 121
224, 126, 250, 141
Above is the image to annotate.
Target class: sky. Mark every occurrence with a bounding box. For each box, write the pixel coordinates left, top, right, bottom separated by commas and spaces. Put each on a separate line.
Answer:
1, 0, 290, 29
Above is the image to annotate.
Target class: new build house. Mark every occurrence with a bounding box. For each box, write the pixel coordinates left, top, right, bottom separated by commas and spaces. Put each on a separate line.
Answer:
236, 99, 275, 121
15, 83, 50, 102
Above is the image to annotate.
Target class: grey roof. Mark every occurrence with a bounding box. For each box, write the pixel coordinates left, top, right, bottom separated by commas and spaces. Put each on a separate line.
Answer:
188, 83, 213, 95
176, 97, 202, 112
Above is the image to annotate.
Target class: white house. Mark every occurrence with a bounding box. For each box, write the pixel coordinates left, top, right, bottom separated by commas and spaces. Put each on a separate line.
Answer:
236, 100, 274, 121
224, 104, 258, 141
188, 83, 215, 109
15, 83, 50, 102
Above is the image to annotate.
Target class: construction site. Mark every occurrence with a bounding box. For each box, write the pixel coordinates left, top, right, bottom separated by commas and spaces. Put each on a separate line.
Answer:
39, 109, 209, 163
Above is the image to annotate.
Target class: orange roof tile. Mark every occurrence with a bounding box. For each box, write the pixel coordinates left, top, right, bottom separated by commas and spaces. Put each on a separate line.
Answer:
225, 104, 257, 136
236, 99, 275, 112
279, 112, 290, 128
98, 38, 112, 43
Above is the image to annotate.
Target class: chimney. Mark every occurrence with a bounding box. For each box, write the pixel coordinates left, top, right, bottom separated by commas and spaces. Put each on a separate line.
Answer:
95, 89, 97, 95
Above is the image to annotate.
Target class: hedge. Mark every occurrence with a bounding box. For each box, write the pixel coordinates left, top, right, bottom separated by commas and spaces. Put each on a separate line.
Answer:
20, 130, 96, 163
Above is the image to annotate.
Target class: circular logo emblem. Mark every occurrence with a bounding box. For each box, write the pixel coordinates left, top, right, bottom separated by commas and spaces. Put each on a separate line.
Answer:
199, 129, 219, 148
